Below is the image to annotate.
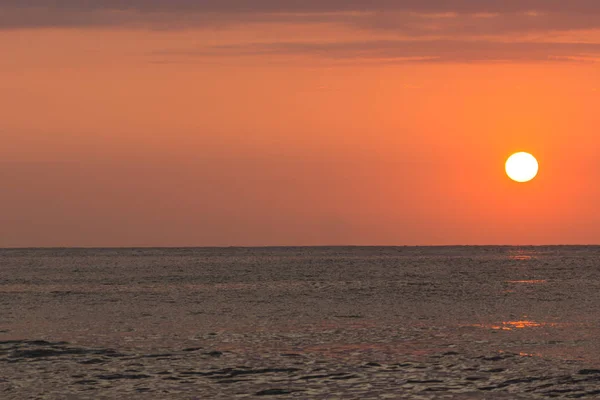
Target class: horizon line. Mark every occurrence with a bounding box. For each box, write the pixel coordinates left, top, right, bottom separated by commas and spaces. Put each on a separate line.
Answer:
2, 244, 600, 250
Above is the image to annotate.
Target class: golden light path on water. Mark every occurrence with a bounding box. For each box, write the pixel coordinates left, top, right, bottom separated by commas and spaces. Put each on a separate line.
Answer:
470, 320, 558, 331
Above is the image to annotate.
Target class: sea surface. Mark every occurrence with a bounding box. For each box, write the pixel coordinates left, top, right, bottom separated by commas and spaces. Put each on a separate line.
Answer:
2, 246, 600, 399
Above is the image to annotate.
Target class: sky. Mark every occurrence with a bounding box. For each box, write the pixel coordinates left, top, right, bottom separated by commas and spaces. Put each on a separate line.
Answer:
1, 1, 600, 247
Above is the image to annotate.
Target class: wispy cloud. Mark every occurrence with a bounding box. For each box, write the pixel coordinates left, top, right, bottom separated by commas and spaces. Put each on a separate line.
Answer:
3, 1, 600, 63
4, 1, 600, 15
3, 1, 600, 29
162, 39, 600, 63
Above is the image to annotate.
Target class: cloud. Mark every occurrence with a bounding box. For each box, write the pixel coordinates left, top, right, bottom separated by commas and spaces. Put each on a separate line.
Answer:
3, 7, 600, 45
3, 1, 600, 63
3, 1, 600, 29
3, 1, 600, 14
3, 1, 600, 34
356, 11, 600, 37
161, 39, 600, 63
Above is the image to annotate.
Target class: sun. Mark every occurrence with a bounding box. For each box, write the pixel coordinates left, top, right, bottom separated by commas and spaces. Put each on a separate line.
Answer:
505, 152, 539, 183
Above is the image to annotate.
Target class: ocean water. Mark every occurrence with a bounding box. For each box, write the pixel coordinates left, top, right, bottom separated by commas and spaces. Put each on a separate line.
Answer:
2, 246, 600, 399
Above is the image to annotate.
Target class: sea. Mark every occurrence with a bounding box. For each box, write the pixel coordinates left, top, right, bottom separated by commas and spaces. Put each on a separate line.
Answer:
2, 246, 600, 399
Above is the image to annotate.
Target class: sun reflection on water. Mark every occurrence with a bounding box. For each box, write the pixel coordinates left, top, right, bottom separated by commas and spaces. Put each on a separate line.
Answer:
471, 320, 556, 331
510, 255, 533, 261
507, 248, 540, 261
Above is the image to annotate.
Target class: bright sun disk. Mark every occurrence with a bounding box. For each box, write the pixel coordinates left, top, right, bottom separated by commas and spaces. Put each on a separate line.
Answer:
505, 152, 538, 183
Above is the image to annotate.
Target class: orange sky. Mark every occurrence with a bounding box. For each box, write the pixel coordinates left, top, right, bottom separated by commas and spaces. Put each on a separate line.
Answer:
1, 2, 600, 246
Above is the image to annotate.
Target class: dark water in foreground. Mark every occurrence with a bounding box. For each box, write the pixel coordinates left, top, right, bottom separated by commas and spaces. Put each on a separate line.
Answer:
2, 246, 600, 399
